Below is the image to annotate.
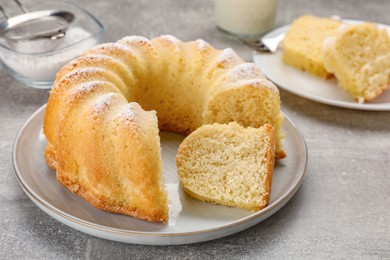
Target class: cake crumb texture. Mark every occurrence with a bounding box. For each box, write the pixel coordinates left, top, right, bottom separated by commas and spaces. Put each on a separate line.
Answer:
176, 122, 276, 211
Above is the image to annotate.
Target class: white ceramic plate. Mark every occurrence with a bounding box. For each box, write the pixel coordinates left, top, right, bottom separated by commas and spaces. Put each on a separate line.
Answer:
13, 105, 307, 245
253, 20, 390, 111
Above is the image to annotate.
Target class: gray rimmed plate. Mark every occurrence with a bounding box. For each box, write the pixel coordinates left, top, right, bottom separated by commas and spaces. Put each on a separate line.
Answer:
13, 105, 307, 245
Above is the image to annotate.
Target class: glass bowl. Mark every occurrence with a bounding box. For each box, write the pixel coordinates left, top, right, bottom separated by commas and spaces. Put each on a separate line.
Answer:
0, 1, 104, 89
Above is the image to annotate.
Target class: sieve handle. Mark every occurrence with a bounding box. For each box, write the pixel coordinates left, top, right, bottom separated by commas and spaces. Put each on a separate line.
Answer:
14, 0, 28, 14
0, 0, 28, 20
0, 5, 10, 19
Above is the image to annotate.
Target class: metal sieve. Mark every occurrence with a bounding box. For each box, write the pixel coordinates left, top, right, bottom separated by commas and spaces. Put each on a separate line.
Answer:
0, 0, 74, 53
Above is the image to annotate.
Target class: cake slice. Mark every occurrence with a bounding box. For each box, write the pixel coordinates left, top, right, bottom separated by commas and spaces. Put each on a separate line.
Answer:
282, 15, 342, 78
176, 122, 276, 211
322, 23, 390, 103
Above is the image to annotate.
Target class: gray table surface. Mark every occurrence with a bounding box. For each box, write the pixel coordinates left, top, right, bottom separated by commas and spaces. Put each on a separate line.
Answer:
1, 0, 389, 259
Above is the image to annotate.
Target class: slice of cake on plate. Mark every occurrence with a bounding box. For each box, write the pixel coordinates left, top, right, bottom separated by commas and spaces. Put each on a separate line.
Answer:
282, 15, 342, 79
176, 122, 276, 211
322, 23, 390, 103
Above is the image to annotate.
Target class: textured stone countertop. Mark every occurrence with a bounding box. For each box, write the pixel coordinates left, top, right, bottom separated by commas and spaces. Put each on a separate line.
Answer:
0, 0, 389, 258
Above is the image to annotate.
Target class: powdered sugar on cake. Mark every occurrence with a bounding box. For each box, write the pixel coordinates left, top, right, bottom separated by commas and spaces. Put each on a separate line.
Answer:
160, 35, 181, 47
70, 81, 103, 96
228, 63, 264, 80
89, 42, 133, 54
119, 103, 137, 124
245, 79, 278, 91
120, 36, 151, 44
196, 39, 210, 51
63, 67, 104, 81
216, 48, 237, 66
92, 93, 117, 114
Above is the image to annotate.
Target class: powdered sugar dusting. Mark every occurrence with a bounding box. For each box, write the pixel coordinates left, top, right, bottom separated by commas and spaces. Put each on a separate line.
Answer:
119, 103, 137, 124
224, 61, 278, 92
72, 80, 103, 95
245, 78, 278, 92
196, 39, 210, 51
80, 54, 111, 63
64, 81, 105, 106
113, 42, 133, 52
64, 67, 104, 80
93, 93, 116, 113
229, 63, 264, 81
120, 36, 151, 44
160, 35, 181, 46
86, 93, 117, 120
91, 42, 133, 53
216, 48, 237, 65
86, 42, 114, 53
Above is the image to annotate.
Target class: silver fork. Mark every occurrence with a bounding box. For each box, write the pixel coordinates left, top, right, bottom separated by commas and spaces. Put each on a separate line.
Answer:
238, 32, 285, 53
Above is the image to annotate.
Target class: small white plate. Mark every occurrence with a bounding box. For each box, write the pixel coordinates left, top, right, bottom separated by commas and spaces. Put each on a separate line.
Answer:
13, 105, 307, 245
253, 20, 390, 111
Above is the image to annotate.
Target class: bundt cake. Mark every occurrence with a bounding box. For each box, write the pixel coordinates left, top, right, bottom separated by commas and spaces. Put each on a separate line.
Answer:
44, 35, 285, 222
322, 23, 390, 103
176, 122, 276, 211
282, 15, 341, 78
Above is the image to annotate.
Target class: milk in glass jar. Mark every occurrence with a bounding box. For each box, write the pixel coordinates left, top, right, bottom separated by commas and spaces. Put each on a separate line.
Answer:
215, 0, 278, 38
